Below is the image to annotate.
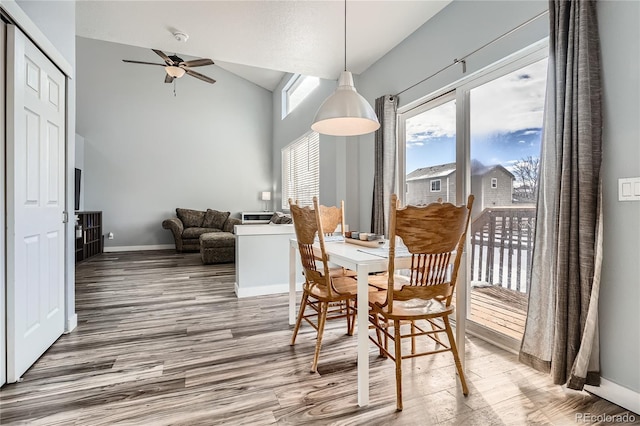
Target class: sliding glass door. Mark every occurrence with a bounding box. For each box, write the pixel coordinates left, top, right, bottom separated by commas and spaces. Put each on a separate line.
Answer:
466, 57, 547, 343
399, 42, 548, 349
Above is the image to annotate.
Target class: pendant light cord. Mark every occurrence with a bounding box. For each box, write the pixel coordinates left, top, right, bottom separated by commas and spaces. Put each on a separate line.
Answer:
344, 0, 347, 72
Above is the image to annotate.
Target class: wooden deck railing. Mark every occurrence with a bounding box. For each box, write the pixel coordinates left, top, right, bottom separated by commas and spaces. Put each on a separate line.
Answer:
470, 206, 536, 293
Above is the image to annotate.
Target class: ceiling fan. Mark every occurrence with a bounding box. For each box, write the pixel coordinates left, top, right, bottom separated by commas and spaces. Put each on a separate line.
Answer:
123, 49, 216, 85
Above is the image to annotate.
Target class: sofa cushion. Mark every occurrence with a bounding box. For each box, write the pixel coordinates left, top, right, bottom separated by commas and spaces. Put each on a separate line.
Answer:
182, 227, 220, 239
203, 209, 230, 229
176, 208, 206, 228
200, 232, 236, 249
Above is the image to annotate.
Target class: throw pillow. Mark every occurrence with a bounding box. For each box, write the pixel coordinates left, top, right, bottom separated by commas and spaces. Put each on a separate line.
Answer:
176, 208, 206, 228
203, 209, 230, 229
269, 212, 293, 224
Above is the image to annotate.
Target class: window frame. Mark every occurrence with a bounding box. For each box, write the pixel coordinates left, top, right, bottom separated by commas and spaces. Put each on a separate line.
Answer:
281, 74, 320, 119
491, 177, 498, 189
430, 179, 442, 192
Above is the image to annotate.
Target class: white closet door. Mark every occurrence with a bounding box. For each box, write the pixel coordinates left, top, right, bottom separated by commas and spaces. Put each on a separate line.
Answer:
6, 24, 66, 382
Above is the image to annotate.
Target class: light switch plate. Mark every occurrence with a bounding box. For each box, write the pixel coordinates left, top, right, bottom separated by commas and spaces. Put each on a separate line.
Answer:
618, 177, 640, 201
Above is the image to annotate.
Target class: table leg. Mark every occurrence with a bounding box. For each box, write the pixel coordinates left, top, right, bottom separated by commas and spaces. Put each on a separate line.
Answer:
357, 264, 370, 407
289, 241, 297, 325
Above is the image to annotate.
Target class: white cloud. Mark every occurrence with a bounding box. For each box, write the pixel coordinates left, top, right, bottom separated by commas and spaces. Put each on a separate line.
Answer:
470, 58, 548, 135
405, 59, 548, 145
405, 99, 456, 147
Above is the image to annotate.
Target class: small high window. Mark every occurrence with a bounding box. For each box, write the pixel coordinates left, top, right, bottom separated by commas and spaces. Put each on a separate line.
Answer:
282, 74, 320, 118
491, 178, 498, 189
430, 179, 442, 192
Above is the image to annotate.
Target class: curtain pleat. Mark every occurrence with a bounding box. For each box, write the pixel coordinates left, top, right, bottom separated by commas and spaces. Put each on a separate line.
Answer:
519, 0, 602, 389
371, 95, 398, 236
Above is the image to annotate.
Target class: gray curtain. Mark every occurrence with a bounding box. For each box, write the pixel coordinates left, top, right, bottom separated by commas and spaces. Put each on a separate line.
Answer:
519, 0, 602, 390
371, 95, 398, 236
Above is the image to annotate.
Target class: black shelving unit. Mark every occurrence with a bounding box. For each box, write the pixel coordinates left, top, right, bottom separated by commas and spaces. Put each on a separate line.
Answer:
75, 211, 102, 263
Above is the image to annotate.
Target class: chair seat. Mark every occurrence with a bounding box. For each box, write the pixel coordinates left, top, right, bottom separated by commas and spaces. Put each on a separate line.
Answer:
328, 266, 357, 278
367, 273, 410, 290
306, 276, 357, 300
369, 290, 452, 319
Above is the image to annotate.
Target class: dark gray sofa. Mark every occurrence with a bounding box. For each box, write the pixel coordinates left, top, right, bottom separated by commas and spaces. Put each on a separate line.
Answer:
162, 208, 241, 254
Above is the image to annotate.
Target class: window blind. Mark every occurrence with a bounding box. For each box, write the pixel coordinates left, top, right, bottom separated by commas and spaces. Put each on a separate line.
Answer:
282, 132, 319, 209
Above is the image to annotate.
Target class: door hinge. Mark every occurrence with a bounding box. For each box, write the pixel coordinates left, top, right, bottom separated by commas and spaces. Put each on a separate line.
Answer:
62, 211, 69, 223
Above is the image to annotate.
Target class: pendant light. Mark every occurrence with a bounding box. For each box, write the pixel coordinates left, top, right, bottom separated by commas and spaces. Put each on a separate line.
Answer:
311, 0, 380, 136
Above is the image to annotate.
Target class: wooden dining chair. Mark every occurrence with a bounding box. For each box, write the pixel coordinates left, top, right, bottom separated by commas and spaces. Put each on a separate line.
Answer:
368, 194, 474, 410
318, 200, 346, 236
316, 200, 359, 279
289, 197, 358, 373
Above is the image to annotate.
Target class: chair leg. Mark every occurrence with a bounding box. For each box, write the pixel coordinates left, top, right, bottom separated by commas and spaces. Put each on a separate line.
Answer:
410, 321, 416, 355
290, 291, 309, 346
443, 316, 469, 396
373, 313, 386, 357
394, 319, 403, 411
345, 299, 354, 336
311, 301, 329, 373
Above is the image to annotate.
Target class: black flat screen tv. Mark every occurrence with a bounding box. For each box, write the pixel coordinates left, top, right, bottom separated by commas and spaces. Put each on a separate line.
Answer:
74, 168, 81, 211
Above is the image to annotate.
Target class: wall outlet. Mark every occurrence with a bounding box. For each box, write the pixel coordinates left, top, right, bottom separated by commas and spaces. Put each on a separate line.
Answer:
108, 232, 114, 240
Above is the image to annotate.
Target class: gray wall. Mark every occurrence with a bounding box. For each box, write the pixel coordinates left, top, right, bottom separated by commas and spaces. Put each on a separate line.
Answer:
76, 37, 273, 248
271, 0, 639, 400
597, 0, 640, 395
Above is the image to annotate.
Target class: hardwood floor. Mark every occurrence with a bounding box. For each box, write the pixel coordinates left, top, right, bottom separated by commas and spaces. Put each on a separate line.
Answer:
0, 250, 636, 425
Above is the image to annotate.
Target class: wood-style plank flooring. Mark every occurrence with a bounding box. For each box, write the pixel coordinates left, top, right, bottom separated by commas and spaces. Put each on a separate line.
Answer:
0, 250, 636, 425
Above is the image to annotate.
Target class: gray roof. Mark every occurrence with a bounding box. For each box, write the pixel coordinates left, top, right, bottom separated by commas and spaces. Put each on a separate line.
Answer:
407, 160, 515, 182
406, 162, 456, 182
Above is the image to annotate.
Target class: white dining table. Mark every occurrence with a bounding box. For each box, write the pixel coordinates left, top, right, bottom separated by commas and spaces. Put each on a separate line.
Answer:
288, 238, 395, 407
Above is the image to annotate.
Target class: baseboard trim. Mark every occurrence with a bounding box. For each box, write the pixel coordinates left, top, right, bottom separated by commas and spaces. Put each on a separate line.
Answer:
103, 244, 174, 252
234, 282, 303, 298
585, 378, 640, 414
65, 314, 78, 333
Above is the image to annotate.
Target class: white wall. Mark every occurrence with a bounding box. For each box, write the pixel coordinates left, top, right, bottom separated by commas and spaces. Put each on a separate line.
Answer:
76, 37, 273, 249
271, 0, 639, 407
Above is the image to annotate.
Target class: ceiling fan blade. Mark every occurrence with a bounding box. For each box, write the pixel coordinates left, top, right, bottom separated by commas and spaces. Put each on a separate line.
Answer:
181, 58, 214, 68
152, 49, 174, 65
164, 74, 175, 84
122, 59, 165, 66
185, 69, 216, 84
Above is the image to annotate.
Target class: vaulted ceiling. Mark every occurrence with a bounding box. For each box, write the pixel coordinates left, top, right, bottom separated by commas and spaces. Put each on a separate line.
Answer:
76, 0, 451, 90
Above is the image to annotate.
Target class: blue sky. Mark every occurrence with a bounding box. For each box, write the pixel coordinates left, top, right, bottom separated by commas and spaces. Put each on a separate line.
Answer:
405, 58, 547, 174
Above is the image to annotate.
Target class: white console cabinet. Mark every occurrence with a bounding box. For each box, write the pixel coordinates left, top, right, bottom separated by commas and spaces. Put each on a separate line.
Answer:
234, 224, 304, 298
241, 211, 274, 224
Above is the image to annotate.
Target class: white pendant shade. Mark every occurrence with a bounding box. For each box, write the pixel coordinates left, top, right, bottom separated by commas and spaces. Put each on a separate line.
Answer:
311, 71, 380, 137
165, 66, 186, 78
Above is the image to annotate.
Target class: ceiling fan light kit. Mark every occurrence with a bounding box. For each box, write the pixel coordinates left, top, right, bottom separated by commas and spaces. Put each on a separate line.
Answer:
165, 66, 186, 78
311, 0, 380, 137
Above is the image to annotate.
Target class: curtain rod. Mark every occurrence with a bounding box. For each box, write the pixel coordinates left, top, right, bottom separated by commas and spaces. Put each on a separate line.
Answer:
395, 9, 549, 98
